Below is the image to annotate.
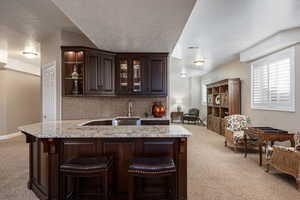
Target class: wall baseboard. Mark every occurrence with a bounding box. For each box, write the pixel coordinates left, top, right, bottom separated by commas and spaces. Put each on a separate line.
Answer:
0, 132, 22, 140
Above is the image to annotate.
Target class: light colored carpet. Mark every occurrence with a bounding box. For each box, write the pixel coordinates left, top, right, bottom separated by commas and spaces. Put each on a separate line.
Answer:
0, 125, 300, 200
186, 125, 300, 200
0, 135, 37, 200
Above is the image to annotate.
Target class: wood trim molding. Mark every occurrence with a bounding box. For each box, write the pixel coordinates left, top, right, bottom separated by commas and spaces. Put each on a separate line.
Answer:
0, 132, 22, 140
41, 138, 60, 154
5, 58, 40, 76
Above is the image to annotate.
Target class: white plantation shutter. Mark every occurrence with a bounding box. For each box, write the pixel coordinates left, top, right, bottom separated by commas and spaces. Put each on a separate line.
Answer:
251, 47, 295, 112
269, 59, 291, 105
252, 60, 269, 107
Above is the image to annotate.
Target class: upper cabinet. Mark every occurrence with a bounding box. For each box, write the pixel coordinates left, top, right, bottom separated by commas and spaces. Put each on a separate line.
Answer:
116, 53, 167, 96
116, 55, 148, 95
62, 47, 115, 96
85, 52, 115, 95
116, 56, 130, 94
85, 51, 102, 95
62, 46, 168, 97
147, 56, 167, 96
101, 55, 115, 94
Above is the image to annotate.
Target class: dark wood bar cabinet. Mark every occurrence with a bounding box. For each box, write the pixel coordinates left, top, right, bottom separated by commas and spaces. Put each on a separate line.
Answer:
23, 134, 188, 200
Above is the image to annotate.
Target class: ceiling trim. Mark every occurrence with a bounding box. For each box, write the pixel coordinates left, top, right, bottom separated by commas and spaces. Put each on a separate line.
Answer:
240, 27, 300, 62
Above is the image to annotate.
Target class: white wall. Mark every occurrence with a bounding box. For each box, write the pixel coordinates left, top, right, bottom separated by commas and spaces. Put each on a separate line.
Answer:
189, 76, 202, 109
200, 44, 300, 133
0, 69, 41, 136
0, 69, 6, 134
169, 57, 201, 113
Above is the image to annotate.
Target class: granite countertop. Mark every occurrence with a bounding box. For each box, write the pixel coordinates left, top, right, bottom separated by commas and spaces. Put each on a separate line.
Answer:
18, 118, 192, 138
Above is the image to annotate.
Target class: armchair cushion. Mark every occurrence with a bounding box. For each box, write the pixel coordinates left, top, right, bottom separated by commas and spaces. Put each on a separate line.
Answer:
225, 115, 250, 131
184, 108, 200, 117
266, 144, 300, 160
296, 144, 300, 152
266, 146, 296, 160
231, 130, 257, 145
232, 131, 244, 144
269, 145, 300, 153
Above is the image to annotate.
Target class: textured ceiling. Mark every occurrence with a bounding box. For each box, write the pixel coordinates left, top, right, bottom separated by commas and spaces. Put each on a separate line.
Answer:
0, 0, 78, 42
173, 0, 300, 76
0, 0, 79, 66
51, 0, 196, 52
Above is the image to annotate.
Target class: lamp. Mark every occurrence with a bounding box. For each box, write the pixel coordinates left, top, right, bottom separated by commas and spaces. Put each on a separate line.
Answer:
175, 99, 183, 112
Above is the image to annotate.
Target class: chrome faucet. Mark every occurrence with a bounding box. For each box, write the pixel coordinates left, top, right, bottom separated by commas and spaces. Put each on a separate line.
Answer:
128, 100, 133, 117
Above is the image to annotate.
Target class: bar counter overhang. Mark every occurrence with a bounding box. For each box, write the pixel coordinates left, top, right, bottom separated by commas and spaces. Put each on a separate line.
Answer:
18, 119, 192, 200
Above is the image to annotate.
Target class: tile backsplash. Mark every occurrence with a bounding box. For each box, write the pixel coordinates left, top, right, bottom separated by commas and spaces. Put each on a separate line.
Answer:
62, 97, 167, 120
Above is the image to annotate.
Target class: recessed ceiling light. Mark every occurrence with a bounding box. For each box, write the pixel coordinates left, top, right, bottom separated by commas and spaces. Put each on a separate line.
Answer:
187, 46, 199, 49
22, 51, 38, 59
193, 59, 205, 66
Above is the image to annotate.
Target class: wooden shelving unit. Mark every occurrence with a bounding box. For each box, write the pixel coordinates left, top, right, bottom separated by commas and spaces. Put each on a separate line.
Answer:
206, 78, 241, 135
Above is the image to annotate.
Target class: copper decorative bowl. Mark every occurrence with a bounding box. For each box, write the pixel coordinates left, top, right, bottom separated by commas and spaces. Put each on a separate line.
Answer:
152, 102, 166, 118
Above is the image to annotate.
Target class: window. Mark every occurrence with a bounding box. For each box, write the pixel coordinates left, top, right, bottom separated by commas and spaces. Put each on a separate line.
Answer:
251, 47, 295, 112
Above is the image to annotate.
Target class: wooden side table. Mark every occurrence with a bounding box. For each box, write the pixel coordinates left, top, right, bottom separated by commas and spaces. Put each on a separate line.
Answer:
171, 112, 183, 123
244, 127, 295, 166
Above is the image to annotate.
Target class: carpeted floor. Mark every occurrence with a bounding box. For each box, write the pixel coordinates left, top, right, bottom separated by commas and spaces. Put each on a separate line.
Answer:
1, 125, 300, 200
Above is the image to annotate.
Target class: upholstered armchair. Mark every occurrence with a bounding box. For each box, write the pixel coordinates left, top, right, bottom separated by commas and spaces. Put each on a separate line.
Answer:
224, 115, 255, 152
183, 108, 203, 125
266, 145, 300, 190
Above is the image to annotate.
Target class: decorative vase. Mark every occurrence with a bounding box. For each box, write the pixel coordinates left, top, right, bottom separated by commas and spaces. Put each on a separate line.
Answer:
177, 105, 182, 112
71, 65, 79, 79
152, 102, 166, 118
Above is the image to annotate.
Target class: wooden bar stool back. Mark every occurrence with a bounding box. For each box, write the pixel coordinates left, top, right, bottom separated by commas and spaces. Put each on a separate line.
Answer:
60, 156, 113, 200
128, 156, 176, 200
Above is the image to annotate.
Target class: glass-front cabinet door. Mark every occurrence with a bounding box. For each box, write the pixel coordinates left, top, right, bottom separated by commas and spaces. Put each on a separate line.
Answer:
63, 50, 84, 96
118, 58, 129, 93
132, 59, 142, 93
117, 56, 146, 95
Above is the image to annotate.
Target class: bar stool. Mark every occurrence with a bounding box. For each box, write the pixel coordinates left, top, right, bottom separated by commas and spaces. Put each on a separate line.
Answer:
128, 156, 176, 200
60, 156, 113, 200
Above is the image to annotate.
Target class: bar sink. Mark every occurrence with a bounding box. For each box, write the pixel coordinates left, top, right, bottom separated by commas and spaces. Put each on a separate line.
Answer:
113, 117, 141, 126
80, 117, 170, 126
81, 117, 141, 126
81, 120, 112, 126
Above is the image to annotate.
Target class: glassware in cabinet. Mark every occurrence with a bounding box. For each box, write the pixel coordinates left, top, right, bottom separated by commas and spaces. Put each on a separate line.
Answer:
132, 59, 142, 92
119, 59, 129, 88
